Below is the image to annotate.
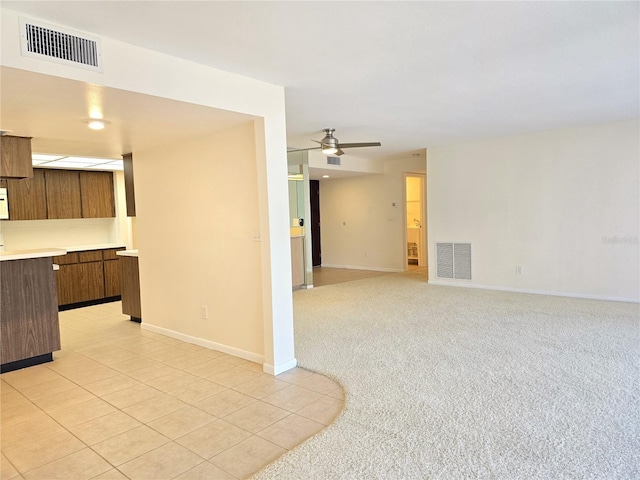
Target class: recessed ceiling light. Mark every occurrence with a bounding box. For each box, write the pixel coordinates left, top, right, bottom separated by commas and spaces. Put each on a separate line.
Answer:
87, 119, 107, 130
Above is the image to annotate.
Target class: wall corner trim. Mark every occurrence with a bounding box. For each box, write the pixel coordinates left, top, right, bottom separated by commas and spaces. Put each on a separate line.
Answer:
263, 358, 298, 376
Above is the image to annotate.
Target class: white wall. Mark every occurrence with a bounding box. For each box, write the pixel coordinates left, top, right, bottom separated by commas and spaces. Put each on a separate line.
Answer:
320, 155, 426, 271
0, 217, 117, 250
427, 120, 639, 302
135, 122, 266, 358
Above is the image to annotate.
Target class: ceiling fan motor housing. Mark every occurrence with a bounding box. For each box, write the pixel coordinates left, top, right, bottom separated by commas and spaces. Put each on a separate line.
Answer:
321, 128, 339, 153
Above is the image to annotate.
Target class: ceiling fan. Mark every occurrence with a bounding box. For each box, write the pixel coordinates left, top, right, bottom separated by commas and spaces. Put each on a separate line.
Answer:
288, 128, 381, 156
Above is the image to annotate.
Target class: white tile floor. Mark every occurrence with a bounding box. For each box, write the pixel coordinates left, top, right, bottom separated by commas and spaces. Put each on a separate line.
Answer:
1, 302, 343, 479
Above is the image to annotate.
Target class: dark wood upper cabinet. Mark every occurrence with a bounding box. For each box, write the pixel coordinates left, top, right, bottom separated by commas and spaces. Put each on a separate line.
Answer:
80, 171, 115, 218
0, 135, 33, 179
3, 169, 47, 220
5, 168, 115, 220
45, 169, 82, 219
122, 153, 136, 217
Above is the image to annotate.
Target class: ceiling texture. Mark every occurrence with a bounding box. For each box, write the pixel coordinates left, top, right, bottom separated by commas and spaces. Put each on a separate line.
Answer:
1, 1, 638, 162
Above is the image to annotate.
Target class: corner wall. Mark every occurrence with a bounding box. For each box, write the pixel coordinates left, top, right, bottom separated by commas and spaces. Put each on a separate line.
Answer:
1, 6, 295, 371
135, 122, 265, 358
427, 120, 639, 302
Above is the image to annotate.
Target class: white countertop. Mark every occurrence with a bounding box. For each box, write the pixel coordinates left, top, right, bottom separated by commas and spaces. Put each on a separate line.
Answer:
0, 248, 67, 261
117, 249, 139, 257
63, 243, 127, 252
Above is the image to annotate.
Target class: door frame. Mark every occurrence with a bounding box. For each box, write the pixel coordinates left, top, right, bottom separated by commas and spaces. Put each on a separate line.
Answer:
403, 173, 428, 271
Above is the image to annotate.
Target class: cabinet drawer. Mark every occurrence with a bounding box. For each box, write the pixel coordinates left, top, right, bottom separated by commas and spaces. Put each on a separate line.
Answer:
53, 253, 79, 265
103, 248, 125, 260
78, 250, 103, 262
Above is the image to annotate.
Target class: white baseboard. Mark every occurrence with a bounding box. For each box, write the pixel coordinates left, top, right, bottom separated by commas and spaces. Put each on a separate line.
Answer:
428, 280, 640, 303
140, 323, 265, 364
321, 263, 403, 273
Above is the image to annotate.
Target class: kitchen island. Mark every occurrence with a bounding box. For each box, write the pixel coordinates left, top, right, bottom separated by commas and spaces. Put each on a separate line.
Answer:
0, 248, 66, 372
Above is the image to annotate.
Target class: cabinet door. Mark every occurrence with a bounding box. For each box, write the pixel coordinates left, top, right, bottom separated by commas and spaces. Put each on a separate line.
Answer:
56, 264, 82, 305
80, 171, 115, 218
81, 261, 106, 302
45, 170, 81, 219
0, 136, 32, 179
3, 168, 47, 220
104, 259, 121, 297
56, 261, 105, 305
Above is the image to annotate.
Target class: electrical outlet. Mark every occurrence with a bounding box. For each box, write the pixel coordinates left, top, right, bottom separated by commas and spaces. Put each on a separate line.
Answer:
201, 306, 208, 319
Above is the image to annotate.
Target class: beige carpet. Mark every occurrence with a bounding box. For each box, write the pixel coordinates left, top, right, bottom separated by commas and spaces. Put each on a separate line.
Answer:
254, 272, 639, 479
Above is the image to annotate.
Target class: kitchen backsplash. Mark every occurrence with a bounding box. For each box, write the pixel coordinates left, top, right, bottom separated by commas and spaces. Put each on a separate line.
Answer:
0, 218, 118, 250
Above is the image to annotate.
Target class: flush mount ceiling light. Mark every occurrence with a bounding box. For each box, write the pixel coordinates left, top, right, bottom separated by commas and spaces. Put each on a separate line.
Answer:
87, 119, 107, 130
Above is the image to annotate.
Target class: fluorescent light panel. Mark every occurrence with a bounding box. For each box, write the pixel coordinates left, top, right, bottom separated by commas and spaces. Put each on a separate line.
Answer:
33, 154, 123, 171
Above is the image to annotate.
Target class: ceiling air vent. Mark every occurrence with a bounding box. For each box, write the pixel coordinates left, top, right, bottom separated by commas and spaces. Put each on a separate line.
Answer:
19, 18, 102, 72
327, 157, 341, 166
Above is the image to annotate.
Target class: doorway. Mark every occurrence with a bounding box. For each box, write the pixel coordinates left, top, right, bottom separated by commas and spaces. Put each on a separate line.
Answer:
405, 174, 427, 274
310, 179, 321, 266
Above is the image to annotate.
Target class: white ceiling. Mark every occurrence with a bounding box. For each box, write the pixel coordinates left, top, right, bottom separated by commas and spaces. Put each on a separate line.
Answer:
1, 1, 638, 162
0, 66, 254, 159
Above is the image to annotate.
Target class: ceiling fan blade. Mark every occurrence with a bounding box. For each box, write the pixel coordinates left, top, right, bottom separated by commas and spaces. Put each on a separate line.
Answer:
286, 147, 322, 152
335, 148, 345, 156
338, 142, 382, 149
311, 139, 322, 144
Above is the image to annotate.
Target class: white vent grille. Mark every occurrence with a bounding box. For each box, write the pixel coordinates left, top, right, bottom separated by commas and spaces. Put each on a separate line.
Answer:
436, 243, 472, 280
327, 157, 341, 166
20, 18, 102, 71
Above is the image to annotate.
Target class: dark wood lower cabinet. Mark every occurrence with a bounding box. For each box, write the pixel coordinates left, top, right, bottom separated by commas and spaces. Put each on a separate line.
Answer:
1, 257, 60, 368
104, 259, 121, 298
57, 262, 105, 305
120, 255, 141, 320
54, 247, 125, 308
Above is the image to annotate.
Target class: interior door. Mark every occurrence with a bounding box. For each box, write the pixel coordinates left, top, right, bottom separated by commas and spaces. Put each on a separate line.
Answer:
310, 180, 321, 266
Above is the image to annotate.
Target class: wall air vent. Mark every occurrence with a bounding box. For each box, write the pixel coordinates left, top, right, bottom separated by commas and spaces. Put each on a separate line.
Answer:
327, 157, 341, 166
19, 18, 102, 72
436, 242, 472, 280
